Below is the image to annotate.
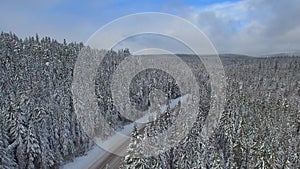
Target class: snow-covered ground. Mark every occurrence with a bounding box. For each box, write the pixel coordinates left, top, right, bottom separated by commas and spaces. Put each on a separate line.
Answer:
61, 94, 189, 169
61, 146, 104, 169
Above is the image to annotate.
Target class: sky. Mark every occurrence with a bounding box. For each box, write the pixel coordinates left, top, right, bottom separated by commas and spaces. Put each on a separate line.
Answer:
1, 0, 300, 55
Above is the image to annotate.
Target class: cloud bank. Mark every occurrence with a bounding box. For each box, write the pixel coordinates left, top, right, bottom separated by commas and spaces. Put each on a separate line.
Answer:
185, 0, 300, 55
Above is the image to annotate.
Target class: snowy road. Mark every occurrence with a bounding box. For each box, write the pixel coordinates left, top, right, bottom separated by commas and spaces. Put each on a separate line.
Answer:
89, 142, 128, 169
62, 94, 189, 169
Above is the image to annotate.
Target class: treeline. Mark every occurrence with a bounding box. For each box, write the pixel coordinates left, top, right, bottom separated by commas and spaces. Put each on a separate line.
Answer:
1, 32, 299, 168
0, 32, 185, 169
0, 32, 136, 169
0, 32, 93, 168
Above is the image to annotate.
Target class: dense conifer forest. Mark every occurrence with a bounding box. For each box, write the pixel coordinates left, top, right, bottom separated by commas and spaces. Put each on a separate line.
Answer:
0, 32, 299, 168
121, 55, 300, 168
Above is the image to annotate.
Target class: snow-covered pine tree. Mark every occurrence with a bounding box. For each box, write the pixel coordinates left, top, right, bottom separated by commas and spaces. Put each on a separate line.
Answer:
0, 109, 18, 169
123, 124, 148, 169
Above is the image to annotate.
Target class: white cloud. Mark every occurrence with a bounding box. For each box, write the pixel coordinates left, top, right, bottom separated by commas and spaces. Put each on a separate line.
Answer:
184, 0, 300, 55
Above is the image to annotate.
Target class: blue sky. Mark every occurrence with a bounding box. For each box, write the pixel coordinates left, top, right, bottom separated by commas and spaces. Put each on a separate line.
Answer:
1, 0, 300, 55
0, 0, 238, 41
